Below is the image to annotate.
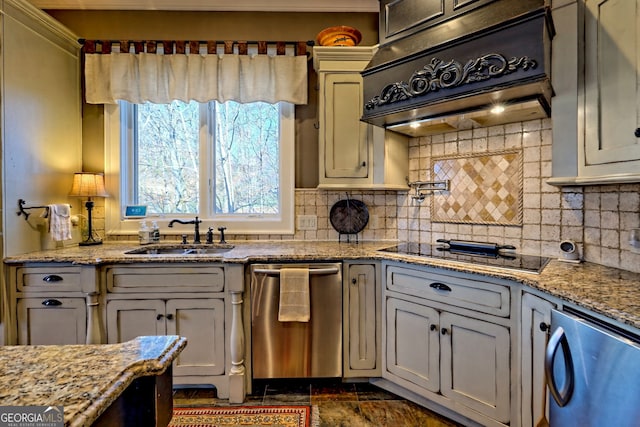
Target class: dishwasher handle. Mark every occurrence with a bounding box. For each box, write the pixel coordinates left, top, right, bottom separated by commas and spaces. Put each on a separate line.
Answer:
544, 325, 575, 407
252, 267, 340, 277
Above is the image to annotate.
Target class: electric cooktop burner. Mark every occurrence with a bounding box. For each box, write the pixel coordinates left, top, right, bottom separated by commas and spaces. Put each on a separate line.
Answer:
379, 242, 550, 274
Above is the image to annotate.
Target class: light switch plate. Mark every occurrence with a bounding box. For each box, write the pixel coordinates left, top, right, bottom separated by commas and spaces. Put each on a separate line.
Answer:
297, 215, 317, 231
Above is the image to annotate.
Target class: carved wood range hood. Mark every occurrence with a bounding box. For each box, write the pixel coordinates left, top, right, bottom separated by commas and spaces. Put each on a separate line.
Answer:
361, 0, 554, 137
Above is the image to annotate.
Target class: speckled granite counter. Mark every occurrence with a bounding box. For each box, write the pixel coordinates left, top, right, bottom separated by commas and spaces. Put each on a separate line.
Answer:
4, 240, 640, 330
0, 335, 187, 426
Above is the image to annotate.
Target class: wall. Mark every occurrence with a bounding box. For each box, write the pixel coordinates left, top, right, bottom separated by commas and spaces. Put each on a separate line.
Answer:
2, 1, 83, 256
48, 10, 640, 273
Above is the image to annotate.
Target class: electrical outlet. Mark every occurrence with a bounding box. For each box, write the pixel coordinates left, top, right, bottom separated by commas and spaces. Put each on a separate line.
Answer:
297, 215, 317, 231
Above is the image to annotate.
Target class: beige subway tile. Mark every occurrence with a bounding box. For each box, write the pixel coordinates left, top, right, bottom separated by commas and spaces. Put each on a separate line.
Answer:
523, 119, 542, 132
600, 247, 620, 268
505, 132, 522, 149
487, 135, 505, 151
601, 211, 619, 229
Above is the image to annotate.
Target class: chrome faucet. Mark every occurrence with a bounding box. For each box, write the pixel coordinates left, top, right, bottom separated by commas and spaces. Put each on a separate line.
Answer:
168, 216, 202, 244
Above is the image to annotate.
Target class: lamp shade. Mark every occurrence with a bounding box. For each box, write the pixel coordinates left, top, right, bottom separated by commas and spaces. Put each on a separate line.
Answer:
69, 172, 109, 198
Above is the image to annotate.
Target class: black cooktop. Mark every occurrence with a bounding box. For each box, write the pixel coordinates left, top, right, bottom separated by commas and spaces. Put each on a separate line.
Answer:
379, 242, 550, 274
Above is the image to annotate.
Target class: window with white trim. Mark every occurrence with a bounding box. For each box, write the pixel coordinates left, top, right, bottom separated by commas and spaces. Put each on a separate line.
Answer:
104, 100, 295, 235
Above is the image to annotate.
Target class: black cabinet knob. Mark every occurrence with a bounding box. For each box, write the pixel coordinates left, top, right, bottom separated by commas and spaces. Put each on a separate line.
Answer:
156, 314, 164, 320
166, 314, 174, 320
42, 299, 62, 306
441, 327, 448, 335
43, 275, 63, 282
635, 128, 640, 138
430, 324, 437, 332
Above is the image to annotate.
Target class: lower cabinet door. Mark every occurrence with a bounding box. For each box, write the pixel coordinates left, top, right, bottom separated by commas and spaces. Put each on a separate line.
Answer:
440, 312, 511, 424
345, 263, 378, 375
521, 293, 555, 427
106, 298, 225, 379
106, 299, 165, 343
17, 297, 87, 345
165, 299, 225, 377
384, 297, 440, 393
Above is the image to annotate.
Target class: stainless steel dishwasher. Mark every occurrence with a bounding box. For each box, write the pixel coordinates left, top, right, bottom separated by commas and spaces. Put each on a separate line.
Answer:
249, 263, 342, 379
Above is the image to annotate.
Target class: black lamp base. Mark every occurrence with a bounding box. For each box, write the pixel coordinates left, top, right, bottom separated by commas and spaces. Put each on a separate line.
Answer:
79, 239, 103, 246
80, 198, 103, 247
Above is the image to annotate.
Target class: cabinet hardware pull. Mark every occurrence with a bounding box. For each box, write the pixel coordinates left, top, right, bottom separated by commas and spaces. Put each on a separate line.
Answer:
430, 324, 438, 332
361, 161, 366, 167
43, 275, 63, 283
429, 282, 452, 292
42, 299, 62, 306
166, 314, 174, 320
156, 314, 164, 320
539, 322, 550, 332
441, 327, 448, 335
351, 278, 357, 284
635, 128, 640, 137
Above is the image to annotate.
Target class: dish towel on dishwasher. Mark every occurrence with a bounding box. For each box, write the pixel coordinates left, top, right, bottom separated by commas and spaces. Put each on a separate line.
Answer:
45, 204, 72, 241
278, 267, 310, 322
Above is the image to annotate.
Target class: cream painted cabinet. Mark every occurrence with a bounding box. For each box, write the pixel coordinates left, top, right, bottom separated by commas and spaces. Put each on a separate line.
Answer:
313, 46, 409, 189
385, 297, 440, 392
550, 0, 640, 185
106, 298, 225, 378
17, 297, 86, 345
343, 262, 380, 377
520, 292, 556, 427
6, 264, 100, 345
104, 263, 229, 394
382, 262, 513, 427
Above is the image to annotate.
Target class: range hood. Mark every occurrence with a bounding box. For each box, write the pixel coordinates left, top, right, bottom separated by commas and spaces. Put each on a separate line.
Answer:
361, 0, 554, 137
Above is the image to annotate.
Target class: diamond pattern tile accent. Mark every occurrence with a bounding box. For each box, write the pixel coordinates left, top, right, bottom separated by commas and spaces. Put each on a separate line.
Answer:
431, 150, 523, 225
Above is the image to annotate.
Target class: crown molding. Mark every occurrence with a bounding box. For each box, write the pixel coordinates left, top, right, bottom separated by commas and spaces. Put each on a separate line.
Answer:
26, 0, 379, 12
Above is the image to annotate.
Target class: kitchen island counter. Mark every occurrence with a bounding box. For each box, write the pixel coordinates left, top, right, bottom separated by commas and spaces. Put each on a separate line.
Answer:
0, 335, 187, 427
4, 240, 640, 330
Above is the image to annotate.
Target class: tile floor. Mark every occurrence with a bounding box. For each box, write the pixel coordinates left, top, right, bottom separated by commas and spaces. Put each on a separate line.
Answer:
173, 379, 464, 427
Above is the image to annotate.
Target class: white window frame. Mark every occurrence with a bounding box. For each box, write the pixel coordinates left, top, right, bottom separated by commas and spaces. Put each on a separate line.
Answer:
104, 101, 295, 237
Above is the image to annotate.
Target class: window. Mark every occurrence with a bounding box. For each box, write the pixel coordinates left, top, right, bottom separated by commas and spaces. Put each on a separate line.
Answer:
105, 100, 294, 235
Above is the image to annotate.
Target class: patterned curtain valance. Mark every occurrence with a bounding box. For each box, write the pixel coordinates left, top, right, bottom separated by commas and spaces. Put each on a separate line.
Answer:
83, 40, 309, 105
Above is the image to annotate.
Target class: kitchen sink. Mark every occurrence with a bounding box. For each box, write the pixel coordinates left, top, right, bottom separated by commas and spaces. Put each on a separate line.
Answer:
125, 244, 234, 255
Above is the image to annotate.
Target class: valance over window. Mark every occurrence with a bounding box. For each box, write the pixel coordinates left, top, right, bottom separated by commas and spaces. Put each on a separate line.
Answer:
83, 40, 309, 105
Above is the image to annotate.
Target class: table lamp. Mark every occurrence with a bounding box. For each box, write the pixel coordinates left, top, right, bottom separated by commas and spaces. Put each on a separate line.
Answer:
69, 172, 109, 246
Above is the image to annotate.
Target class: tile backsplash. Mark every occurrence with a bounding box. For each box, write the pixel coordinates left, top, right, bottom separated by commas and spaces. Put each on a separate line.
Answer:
103, 117, 640, 273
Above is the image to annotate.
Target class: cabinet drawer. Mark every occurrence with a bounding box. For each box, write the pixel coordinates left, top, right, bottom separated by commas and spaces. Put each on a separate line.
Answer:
106, 265, 225, 293
16, 266, 82, 292
386, 265, 510, 317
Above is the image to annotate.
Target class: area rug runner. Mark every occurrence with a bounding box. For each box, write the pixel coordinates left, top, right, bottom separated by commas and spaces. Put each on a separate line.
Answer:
169, 405, 313, 427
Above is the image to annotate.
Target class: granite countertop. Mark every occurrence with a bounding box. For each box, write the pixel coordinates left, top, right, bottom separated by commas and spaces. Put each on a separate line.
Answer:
4, 240, 640, 330
0, 335, 187, 427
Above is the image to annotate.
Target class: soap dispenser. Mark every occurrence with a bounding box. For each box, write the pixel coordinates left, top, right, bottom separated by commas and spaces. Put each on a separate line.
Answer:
138, 220, 152, 245
151, 221, 160, 243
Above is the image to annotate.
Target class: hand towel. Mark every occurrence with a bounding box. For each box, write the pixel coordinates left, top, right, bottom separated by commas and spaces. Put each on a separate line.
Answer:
47, 204, 72, 242
278, 267, 310, 322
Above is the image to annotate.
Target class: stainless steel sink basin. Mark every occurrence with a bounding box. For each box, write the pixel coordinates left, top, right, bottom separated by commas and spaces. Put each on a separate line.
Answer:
125, 244, 234, 255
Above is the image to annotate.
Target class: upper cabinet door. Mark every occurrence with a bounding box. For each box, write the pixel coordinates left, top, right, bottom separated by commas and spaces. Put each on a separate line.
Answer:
584, 0, 640, 167
323, 73, 369, 179
550, 0, 640, 185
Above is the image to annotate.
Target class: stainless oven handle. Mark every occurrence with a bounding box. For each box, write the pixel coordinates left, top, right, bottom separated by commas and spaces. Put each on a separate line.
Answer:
252, 267, 340, 276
